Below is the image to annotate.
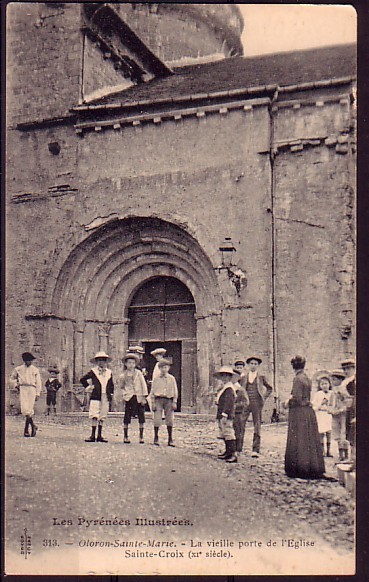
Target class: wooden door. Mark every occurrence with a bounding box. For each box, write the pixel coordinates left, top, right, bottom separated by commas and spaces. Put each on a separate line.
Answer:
128, 277, 197, 412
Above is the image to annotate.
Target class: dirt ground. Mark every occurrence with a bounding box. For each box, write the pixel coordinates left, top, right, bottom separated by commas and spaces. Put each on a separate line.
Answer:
5, 414, 355, 575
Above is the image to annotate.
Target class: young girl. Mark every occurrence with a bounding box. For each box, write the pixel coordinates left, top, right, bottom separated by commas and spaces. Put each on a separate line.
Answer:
312, 373, 333, 457
327, 369, 350, 462
120, 353, 148, 444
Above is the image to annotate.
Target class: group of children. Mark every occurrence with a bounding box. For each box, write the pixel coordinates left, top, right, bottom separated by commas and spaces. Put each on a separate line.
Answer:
312, 359, 356, 464
77, 346, 178, 446
214, 356, 273, 463
10, 347, 178, 444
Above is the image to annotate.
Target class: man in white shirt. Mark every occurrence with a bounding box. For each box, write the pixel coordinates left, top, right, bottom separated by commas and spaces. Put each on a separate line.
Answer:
9, 352, 42, 437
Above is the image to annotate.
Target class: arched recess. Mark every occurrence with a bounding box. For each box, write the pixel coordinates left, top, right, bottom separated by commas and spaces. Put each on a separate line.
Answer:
50, 217, 222, 409
128, 276, 196, 411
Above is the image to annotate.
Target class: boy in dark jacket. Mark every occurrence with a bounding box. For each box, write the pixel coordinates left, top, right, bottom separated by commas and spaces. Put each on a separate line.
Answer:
81, 351, 114, 443
214, 366, 240, 463
233, 360, 249, 454
45, 365, 61, 415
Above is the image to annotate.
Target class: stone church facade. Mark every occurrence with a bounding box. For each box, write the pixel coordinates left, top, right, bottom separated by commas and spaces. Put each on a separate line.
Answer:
6, 3, 356, 413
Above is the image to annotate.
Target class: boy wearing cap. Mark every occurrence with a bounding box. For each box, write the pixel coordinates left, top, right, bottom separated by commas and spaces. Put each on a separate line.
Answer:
240, 356, 273, 458
151, 359, 178, 446
45, 366, 61, 415
127, 344, 148, 377
151, 348, 167, 381
80, 351, 114, 443
327, 369, 350, 462
233, 360, 249, 454
214, 366, 240, 463
120, 353, 148, 443
9, 352, 42, 437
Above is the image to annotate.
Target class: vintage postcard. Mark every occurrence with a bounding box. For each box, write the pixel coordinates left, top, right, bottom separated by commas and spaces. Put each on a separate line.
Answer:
5, 2, 356, 576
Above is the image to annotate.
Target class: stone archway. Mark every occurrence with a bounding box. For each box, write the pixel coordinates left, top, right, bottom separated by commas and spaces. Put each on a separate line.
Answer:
50, 217, 222, 409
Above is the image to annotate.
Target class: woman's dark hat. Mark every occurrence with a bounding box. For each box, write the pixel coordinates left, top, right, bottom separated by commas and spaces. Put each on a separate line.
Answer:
246, 356, 262, 365
22, 352, 35, 362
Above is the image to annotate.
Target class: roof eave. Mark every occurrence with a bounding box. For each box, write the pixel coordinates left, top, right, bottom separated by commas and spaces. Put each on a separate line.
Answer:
70, 75, 356, 115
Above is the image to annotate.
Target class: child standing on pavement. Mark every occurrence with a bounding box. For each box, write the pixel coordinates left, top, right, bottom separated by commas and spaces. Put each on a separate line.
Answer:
45, 366, 61, 415
81, 351, 114, 443
120, 353, 148, 444
9, 351, 42, 437
312, 374, 333, 457
151, 358, 178, 446
327, 369, 350, 462
232, 360, 249, 454
214, 366, 240, 463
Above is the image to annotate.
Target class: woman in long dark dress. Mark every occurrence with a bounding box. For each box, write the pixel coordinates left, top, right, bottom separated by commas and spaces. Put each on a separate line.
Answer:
284, 356, 325, 479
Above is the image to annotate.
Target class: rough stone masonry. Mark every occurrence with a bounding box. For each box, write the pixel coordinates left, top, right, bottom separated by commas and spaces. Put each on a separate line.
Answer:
6, 3, 356, 413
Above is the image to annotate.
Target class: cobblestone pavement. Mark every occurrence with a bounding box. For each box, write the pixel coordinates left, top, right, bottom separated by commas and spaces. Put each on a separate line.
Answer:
5, 414, 354, 575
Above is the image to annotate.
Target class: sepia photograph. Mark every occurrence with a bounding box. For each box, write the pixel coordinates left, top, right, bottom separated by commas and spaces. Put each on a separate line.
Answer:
4, 1, 357, 576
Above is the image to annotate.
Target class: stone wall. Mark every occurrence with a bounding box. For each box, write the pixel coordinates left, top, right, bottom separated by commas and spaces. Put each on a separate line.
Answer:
6, 103, 274, 410
272, 91, 356, 397
7, 3, 83, 125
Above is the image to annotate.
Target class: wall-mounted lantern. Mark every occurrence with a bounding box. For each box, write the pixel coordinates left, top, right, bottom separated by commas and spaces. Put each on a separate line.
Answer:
215, 237, 247, 296
219, 237, 236, 268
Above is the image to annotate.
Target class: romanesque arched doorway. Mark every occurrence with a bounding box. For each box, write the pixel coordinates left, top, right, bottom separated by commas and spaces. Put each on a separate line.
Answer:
47, 217, 222, 411
128, 276, 197, 411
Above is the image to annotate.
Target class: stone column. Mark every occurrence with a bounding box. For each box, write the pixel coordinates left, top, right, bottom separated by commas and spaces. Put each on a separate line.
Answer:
98, 323, 111, 353
73, 320, 85, 382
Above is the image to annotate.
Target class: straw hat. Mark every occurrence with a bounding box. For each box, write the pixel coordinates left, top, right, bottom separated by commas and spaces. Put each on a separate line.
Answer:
214, 365, 240, 378
151, 348, 167, 356
123, 353, 140, 363
127, 345, 145, 354
48, 365, 60, 374
90, 351, 112, 363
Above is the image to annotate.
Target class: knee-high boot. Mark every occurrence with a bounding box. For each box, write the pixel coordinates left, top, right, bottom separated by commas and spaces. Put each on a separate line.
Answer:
226, 440, 238, 463
123, 425, 130, 444
24, 417, 30, 437
167, 426, 175, 447
139, 425, 144, 444
154, 426, 159, 445
97, 424, 108, 443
